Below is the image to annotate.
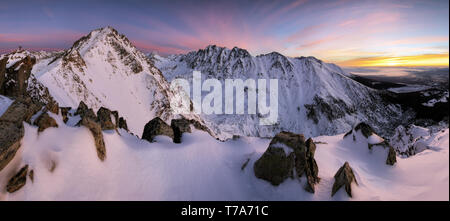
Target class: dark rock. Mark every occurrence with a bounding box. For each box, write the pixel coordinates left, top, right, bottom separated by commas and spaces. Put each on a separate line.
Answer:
33, 112, 58, 132
254, 144, 295, 185
0, 57, 6, 94
254, 131, 320, 192
142, 117, 174, 142
332, 162, 358, 197
97, 107, 115, 130
60, 107, 71, 123
81, 117, 106, 161
75, 101, 96, 120
0, 99, 40, 172
1, 56, 36, 97
386, 146, 397, 165
118, 117, 128, 131
171, 118, 192, 143
6, 165, 29, 193
354, 122, 375, 138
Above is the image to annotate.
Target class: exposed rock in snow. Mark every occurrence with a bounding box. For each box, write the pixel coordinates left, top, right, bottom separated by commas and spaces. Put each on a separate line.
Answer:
153, 45, 408, 139
331, 162, 358, 197
142, 117, 174, 142
254, 131, 320, 192
97, 107, 116, 130
80, 117, 106, 161
344, 122, 397, 166
171, 118, 192, 143
6, 164, 29, 193
33, 112, 58, 132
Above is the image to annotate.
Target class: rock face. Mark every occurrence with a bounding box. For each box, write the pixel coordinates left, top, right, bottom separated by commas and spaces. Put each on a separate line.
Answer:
332, 162, 358, 197
33, 112, 58, 132
0, 98, 41, 171
97, 107, 116, 130
142, 117, 174, 142
81, 117, 106, 161
171, 118, 192, 143
0, 55, 36, 97
254, 131, 320, 192
6, 165, 29, 193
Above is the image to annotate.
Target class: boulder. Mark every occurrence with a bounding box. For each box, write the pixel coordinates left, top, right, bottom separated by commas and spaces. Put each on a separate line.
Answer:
81, 117, 106, 161
254, 144, 295, 185
171, 118, 192, 143
142, 117, 174, 142
33, 112, 58, 132
354, 122, 375, 138
60, 107, 71, 123
97, 107, 115, 130
254, 131, 320, 192
6, 165, 29, 193
331, 162, 358, 197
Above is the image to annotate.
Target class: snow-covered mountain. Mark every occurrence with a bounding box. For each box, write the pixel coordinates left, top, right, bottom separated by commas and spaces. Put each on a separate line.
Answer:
152, 45, 410, 139
2, 27, 207, 136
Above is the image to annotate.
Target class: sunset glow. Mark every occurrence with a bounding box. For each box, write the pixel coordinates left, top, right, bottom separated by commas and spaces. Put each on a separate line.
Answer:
0, 0, 448, 67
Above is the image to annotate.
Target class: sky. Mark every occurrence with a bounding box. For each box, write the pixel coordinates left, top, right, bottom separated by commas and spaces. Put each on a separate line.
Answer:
0, 0, 448, 67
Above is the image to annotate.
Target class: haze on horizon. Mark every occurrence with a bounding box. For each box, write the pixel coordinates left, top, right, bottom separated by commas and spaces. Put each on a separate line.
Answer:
0, 0, 448, 67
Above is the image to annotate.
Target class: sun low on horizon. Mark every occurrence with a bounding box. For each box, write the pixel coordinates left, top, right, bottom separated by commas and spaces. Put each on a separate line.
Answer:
0, 0, 448, 68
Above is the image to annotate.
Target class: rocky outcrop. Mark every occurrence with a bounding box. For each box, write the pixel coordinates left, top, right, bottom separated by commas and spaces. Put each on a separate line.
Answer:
142, 117, 174, 142
81, 117, 106, 161
45, 100, 59, 115
6, 165, 29, 193
60, 107, 71, 123
171, 118, 192, 143
346, 123, 397, 166
354, 122, 375, 138
1, 56, 36, 97
33, 112, 58, 132
118, 117, 128, 131
332, 162, 358, 197
74, 101, 96, 121
254, 131, 320, 192
0, 98, 41, 171
97, 107, 115, 130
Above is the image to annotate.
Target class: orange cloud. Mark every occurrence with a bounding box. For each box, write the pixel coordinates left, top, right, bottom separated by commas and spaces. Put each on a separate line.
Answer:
338, 53, 449, 67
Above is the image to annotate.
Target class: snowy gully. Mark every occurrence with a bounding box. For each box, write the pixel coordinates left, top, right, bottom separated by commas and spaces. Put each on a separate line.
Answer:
170, 71, 279, 125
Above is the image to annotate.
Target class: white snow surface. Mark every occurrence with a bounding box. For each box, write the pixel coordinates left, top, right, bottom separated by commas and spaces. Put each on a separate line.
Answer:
0, 111, 447, 201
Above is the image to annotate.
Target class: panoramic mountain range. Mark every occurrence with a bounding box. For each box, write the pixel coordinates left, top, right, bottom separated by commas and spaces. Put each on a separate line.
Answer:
0, 27, 448, 200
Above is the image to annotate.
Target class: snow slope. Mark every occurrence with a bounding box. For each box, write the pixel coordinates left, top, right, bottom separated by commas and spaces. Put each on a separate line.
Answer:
0, 111, 447, 201
153, 45, 407, 139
